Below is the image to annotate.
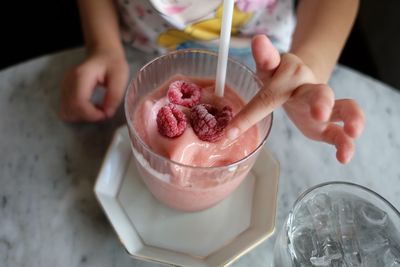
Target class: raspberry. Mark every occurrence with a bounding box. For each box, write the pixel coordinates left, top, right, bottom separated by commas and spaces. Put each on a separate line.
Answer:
156, 104, 187, 138
190, 104, 233, 142
167, 80, 201, 108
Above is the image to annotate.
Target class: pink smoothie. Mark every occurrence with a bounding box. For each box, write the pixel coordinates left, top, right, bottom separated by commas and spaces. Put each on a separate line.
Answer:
131, 75, 261, 211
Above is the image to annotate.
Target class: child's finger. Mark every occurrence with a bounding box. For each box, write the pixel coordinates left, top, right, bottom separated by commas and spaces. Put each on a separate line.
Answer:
66, 69, 106, 122
330, 99, 365, 138
226, 55, 314, 140
226, 87, 276, 140
73, 100, 107, 122
251, 34, 281, 80
103, 64, 129, 117
61, 97, 106, 122
322, 123, 355, 164
291, 83, 335, 122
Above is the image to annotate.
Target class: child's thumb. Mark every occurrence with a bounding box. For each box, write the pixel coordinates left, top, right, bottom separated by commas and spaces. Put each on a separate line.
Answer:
104, 66, 129, 117
251, 34, 281, 80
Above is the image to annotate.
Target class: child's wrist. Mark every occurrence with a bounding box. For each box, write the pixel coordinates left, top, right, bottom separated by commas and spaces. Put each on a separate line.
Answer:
87, 38, 125, 58
290, 48, 331, 83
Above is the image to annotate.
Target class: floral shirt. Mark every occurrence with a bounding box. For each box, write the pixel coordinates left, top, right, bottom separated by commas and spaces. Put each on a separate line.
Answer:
116, 0, 295, 56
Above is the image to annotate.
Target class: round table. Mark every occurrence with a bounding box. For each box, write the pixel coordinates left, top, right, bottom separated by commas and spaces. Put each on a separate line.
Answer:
1, 47, 400, 267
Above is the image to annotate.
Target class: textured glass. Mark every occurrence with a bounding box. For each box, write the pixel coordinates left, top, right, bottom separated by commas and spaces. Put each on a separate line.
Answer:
125, 49, 273, 211
273, 182, 400, 267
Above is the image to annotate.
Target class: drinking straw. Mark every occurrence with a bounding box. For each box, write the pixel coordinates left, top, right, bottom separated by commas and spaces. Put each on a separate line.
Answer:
215, 0, 235, 97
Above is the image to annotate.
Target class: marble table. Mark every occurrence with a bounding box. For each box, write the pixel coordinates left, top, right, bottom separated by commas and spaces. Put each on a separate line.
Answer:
1, 47, 399, 267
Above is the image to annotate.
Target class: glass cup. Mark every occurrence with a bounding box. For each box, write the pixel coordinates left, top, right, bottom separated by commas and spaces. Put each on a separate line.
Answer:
273, 181, 400, 266
124, 49, 273, 212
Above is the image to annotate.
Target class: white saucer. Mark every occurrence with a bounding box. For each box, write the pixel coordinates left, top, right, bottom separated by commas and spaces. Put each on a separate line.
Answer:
94, 126, 280, 267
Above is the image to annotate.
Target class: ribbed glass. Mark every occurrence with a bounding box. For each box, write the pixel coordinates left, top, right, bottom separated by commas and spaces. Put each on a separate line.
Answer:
125, 49, 272, 211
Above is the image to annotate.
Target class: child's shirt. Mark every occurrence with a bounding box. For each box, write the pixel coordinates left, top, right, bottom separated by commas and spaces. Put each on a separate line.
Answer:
116, 0, 295, 57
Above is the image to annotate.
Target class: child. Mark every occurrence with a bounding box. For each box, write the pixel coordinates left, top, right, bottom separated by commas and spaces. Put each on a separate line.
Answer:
60, 0, 364, 164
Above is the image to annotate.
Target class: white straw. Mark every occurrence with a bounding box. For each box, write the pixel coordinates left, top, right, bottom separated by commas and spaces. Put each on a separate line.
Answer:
215, 0, 235, 97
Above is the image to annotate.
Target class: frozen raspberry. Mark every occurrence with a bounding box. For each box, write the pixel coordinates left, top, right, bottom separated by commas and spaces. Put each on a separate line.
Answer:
167, 80, 201, 108
190, 104, 233, 142
156, 104, 187, 138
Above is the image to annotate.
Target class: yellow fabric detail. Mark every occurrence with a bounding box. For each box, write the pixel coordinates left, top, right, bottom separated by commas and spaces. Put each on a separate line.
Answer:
157, 4, 253, 49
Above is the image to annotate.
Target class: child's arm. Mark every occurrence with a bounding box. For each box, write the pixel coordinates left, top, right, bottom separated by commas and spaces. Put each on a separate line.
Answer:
60, 0, 129, 122
281, 0, 363, 164
78, 0, 123, 56
290, 0, 359, 82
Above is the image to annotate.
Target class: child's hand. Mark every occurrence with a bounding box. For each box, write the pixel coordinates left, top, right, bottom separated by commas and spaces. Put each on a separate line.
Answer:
60, 49, 129, 122
282, 85, 364, 164
227, 35, 364, 164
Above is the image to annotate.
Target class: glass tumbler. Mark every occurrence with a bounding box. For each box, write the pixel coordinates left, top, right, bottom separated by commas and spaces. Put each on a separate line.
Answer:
273, 181, 400, 266
124, 49, 273, 212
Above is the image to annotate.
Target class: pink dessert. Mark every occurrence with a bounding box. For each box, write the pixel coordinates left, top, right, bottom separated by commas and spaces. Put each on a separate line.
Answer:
132, 74, 261, 211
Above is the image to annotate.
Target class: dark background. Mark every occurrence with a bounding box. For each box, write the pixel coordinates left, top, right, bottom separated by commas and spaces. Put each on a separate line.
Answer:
1, 1, 399, 89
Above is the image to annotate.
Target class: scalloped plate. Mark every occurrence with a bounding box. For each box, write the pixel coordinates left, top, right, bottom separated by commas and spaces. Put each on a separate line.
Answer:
94, 126, 279, 266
